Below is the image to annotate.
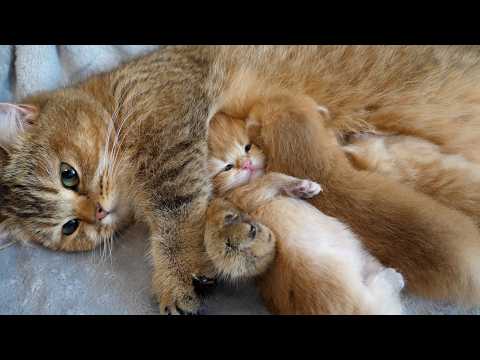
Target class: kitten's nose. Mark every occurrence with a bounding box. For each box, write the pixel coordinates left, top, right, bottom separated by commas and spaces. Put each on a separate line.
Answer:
96, 203, 109, 221
241, 159, 253, 170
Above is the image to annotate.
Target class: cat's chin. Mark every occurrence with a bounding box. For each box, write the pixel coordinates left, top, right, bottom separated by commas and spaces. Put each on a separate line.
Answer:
250, 169, 265, 181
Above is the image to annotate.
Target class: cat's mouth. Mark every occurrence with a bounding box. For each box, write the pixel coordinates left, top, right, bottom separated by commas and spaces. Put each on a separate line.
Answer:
244, 167, 265, 181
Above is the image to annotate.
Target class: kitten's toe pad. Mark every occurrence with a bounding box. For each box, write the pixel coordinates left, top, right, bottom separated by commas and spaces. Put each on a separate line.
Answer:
285, 180, 323, 198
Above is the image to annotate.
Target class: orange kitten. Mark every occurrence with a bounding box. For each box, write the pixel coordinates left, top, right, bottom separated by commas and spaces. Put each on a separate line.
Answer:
206, 112, 405, 314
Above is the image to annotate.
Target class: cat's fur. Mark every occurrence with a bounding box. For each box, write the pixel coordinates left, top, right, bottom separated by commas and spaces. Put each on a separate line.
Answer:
0, 46, 219, 315
344, 133, 480, 228
2, 46, 480, 314
205, 114, 404, 314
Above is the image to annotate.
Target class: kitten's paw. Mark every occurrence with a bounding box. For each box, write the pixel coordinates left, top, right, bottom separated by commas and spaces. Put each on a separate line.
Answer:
284, 180, 323, 199
381, 268, 405, 292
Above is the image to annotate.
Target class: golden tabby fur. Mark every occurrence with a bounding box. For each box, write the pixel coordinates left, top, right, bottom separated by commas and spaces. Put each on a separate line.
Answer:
206, 113, 404, 314
3, 46, 480, 314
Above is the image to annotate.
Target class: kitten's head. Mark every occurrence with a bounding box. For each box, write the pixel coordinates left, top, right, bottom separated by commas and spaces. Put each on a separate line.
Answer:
208, 113, 266, 196
204, 198, 275, 280
0, 90, 134, 251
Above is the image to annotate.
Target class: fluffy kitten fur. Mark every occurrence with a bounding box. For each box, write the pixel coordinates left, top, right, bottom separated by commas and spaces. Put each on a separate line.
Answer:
344, 133, 480, 228
242, 92, 480, 307
3, 46, 480, 314
206, 114, 405, 314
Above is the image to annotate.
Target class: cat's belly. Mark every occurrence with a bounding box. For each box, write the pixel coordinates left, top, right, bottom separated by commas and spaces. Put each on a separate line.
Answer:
252, 197, 366, 270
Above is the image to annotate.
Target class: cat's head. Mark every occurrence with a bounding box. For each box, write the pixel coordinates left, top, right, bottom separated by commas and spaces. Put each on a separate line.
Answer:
208, 113, 266, 196
0, 90, 134, 251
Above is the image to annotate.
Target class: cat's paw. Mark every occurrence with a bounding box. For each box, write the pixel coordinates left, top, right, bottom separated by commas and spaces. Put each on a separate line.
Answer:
284, 180, 323, 199
158, 287, 203, 316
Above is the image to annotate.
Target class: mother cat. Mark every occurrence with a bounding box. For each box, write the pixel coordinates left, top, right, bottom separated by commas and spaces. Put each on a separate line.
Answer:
1, 46, 480, 314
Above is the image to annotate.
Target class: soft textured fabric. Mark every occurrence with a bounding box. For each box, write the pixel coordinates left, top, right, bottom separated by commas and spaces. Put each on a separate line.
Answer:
0, 45, 161, 102
0, 45, 478, 315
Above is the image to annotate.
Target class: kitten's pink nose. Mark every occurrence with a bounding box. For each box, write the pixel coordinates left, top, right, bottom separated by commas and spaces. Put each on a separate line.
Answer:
241, 159, 253, 170
96, 203, 109, 221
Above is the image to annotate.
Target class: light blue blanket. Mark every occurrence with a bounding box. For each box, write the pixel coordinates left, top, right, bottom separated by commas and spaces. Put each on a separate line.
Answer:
0, 45, 478, 315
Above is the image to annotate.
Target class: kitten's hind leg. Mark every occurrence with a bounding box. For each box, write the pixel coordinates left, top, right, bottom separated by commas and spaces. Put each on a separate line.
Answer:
366, 268, 405, 294
364, 267, 405, 315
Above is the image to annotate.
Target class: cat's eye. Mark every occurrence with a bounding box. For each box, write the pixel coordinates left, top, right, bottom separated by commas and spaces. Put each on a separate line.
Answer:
60, 162, 79, 189
62, 219, 80, 236
245, 144, 252, 153
224, 164, 234, 172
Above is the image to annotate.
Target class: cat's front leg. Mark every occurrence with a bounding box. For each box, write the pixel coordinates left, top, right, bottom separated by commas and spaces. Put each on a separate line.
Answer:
150, 210, 215, 315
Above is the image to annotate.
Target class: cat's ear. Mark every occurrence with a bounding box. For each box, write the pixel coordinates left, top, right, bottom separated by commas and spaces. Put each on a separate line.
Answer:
0, 103, 38, 153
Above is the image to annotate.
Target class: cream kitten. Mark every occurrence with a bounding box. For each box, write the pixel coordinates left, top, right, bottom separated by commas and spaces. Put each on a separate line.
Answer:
206, 112, 405, 315
344, 133, 480, 228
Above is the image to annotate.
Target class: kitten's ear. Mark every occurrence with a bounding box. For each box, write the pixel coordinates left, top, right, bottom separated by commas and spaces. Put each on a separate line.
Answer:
343, 145, 370, 171
316, 105, 330, 120
0, 103, 38, 153
245, 115, 260, 129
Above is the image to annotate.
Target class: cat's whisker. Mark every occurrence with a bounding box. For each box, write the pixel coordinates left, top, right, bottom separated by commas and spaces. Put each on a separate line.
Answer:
103, 87, 133, 181
107, 233, 114, 266
111, 106, 154, 174
106, 99, 141, 179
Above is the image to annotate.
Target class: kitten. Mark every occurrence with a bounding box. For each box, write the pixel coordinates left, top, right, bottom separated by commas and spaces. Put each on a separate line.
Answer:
206, 113, 405, 314
344, 133, 480, 228
245, 92, 480, 307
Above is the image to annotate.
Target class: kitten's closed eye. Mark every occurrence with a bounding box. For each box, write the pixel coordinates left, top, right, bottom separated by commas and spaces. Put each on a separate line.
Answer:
249, 224, 257, 239
224, 213, 239, 224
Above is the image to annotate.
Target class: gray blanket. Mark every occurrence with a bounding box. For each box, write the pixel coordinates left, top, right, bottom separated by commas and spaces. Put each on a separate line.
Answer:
0, 45, 478, 315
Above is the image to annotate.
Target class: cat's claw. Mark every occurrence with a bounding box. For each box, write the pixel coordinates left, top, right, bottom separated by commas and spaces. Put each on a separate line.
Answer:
158, 286, 203, 316
192, 275, 217, 297
284, 180, 323, 199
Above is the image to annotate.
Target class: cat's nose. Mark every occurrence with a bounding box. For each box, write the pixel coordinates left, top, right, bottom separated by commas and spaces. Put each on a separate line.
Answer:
96, 203, 109, 221
241, 159, 253, 170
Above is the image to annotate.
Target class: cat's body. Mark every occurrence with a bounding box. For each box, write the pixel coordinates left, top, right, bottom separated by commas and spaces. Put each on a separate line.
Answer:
2, 46, 480, 313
